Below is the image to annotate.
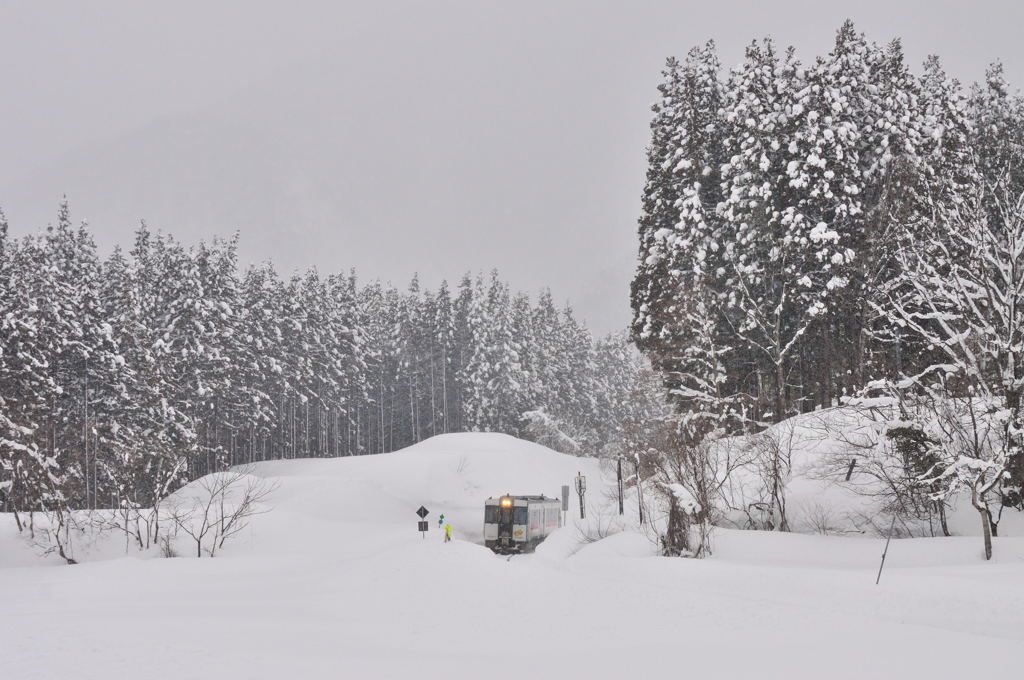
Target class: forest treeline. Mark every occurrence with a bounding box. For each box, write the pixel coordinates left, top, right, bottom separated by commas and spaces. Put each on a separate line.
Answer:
632, 21, 1023, 424
631, 21, 1024, 558
0, 211, 649, 514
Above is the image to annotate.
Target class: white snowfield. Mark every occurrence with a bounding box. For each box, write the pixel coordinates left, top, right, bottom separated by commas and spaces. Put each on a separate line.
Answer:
2, 432, 1023, 680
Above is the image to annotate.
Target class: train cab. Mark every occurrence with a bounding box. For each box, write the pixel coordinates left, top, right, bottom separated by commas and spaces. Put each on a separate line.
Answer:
484, 494, 561, 554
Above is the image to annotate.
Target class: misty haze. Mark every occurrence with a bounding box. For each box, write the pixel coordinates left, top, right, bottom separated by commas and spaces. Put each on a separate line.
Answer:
2, 2, 1024, 679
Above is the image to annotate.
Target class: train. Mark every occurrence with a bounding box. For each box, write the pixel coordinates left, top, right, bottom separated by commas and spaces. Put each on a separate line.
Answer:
484, 494, 562, 554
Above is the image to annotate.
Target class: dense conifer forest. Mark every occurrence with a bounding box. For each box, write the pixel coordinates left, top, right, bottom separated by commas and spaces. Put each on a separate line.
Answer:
0, 210, 650, 514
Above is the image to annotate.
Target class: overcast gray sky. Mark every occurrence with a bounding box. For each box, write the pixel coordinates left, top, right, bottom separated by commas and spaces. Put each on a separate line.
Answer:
1, 0, 1022, 333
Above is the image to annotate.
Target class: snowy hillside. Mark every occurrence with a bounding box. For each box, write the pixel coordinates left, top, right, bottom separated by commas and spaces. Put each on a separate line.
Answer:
228, 433, 605, 555
3, 431, 1023, 679
708, 404, 1024, 538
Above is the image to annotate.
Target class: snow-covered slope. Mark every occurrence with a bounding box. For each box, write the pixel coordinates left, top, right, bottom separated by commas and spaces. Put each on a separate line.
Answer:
232, 432, 605, 557
706, 404, 1024, 538
2, 432, 1023, 680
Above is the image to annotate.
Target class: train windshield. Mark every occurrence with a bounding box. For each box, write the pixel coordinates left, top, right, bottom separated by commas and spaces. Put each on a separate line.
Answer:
513, 507, 528, 524
484, 505, 498, 523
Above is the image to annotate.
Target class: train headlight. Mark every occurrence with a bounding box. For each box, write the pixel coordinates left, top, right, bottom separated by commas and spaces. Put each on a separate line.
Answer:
501, 497, 512, 507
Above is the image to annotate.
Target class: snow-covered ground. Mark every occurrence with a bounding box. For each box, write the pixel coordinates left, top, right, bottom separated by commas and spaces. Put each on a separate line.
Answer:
2, 432, 1022, 679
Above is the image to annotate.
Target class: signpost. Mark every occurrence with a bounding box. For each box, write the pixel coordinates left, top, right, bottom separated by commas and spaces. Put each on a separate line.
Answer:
416, 505, 429, 539
561, 485, 569, 526
575, 472, 586, 520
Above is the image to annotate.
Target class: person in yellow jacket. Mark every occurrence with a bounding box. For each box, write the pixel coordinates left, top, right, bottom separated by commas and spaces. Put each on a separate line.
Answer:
444, 523, 453, 543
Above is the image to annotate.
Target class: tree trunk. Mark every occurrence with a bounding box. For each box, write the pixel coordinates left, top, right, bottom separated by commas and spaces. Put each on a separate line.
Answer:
774, 360, 785, 424
978, 503, 993, 560
856, 301, 869, 389
937, 502, 950, 538
661, 493, 690, 557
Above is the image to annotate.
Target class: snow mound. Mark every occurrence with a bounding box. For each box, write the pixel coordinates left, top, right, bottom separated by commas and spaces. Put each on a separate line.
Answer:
571, 531, 656, 560
234, 432, 604, 558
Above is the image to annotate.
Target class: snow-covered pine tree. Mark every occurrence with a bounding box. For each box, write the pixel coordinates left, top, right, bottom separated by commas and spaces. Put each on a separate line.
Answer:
633, 56, 685, 351
327, 272, 368, 456
463, 272, 526, 434
632, 42, 726, 414
867, 55, 974, 383
530, 289, 566, 420
451, 273, 475, 434
103, 225, 195, 516
782, 22, 876, 411
555, 303, 598, 448
509, 291, 540, 424
717, 37, 811, 420
0, 210, 61, 520
432, 280, 456, 435
234, 263, 285, 463
970, 62, 1024, 204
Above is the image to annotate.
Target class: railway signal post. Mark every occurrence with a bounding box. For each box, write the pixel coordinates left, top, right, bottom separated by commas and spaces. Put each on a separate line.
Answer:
575, 472, 586, 520
416, 505, 430, 539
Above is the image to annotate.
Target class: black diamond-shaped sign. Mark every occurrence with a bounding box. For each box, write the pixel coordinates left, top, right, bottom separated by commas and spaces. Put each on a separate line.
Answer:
416, 505, 429, 519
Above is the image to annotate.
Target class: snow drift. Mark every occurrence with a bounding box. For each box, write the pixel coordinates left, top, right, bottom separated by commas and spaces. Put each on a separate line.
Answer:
2, 431, 1023, 680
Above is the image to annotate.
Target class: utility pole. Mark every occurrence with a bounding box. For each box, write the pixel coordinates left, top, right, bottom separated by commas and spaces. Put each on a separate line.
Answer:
617, 457, 624, 515
634, 454, 644, 525
575, 472, 587, 520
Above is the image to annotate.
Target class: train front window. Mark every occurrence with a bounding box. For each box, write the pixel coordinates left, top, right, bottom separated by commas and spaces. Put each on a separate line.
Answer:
513, 507, 528, 524
484, 506, 497, 523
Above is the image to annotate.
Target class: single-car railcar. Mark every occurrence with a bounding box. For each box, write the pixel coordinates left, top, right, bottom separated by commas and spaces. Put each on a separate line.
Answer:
484, 494, 561, 554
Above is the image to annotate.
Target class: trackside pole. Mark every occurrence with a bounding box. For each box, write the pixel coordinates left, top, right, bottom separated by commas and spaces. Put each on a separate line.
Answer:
575, 472, 587, 520
416, 505, 430, 540
875, 514, 898, 585
561, 485, 569, 527
617, 457, 624, 515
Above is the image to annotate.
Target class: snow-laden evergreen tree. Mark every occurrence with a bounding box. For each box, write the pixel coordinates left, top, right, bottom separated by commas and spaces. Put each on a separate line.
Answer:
107, 225, 195, 511
509, 291, 540, 423
529, 289, 563, 412
633, 56, 685, 350
432, 280, 456, 435
917, 56, 974, 193
632, 42, 725, 409
555, 303, 599, 446
717, 37, 812, 420
970, 62, 1024, 204
451, 273, 475, 434
0, 210, 61, 519
329, 272, 368, 456
463, 272, 526, 434
234, 263, 284, 463
43, 209, 134, 509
